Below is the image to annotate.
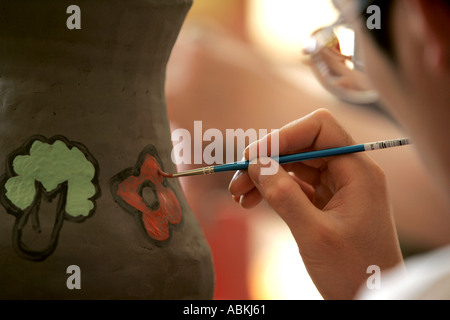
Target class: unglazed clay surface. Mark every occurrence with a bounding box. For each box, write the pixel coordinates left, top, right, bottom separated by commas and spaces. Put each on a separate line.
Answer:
0, 0, 214, 299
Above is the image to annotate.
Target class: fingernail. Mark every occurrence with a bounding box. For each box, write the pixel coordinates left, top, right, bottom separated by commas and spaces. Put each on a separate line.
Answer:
245, 141, 258, 161
230, 170, 243, 185
242, 147, 247, 160
229, 170, 244, 196
239, 195, 244, 206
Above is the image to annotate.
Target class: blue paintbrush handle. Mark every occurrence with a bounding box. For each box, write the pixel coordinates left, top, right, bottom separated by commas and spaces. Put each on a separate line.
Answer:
213, 138, 410, 173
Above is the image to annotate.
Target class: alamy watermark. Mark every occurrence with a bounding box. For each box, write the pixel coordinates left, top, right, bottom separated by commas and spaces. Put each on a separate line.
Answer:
66, 265, 81, 290
366, 5, 381, 30
366, 265, 381, 290
171, 121, 280, 175
66, 5, 81, 30
65, 4, 381, 31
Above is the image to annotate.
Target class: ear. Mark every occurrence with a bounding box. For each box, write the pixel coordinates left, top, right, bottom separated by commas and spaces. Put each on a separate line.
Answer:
404, 0, 450, 74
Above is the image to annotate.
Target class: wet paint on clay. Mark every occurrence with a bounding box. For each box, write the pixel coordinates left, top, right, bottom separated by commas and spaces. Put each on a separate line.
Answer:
109, 145, 182, 243
0, 135, 101, 261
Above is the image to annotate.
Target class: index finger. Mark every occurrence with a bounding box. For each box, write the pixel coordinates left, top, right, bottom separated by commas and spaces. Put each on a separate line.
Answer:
244, 108, 355, 161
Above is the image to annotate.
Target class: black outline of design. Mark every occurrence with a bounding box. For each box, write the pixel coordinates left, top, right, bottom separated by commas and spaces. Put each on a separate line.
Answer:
109, 144, 183, 247
0, 135, 101, 261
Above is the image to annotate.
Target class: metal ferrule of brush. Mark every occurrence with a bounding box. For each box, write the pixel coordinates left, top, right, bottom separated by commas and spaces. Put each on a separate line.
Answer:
172, 166, 215, 177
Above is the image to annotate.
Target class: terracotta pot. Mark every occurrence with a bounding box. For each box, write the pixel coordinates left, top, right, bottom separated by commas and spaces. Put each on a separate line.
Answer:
0, 0, 214, 299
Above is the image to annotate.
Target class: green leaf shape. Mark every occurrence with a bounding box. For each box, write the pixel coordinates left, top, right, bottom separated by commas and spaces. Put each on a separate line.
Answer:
5, 140, 96, 217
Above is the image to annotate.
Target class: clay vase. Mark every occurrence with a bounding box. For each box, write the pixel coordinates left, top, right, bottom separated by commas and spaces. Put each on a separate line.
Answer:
0, 0, 214, 299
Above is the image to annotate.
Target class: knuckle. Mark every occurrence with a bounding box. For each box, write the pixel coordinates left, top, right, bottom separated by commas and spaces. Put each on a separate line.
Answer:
312, 109, 355, 147
263, 177, 299, 212
313, 108, 333, 120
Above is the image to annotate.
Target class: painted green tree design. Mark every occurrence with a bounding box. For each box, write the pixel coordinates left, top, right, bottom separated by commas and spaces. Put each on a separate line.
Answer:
5, 140, 97, 217
0, 136, 100, 261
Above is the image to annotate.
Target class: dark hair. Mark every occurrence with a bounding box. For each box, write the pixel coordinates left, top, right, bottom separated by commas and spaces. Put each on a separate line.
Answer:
360, 0, 450, 63
359, 0, 396, 61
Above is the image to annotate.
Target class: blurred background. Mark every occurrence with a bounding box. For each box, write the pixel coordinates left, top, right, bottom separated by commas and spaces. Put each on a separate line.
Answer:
165, 0, 450, 300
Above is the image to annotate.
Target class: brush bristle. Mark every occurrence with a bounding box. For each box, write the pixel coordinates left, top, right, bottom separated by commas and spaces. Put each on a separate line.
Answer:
158, 169, 173, 178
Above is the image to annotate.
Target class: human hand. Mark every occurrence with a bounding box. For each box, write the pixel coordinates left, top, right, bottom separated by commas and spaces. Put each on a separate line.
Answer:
229, 109, 405, 299
310, 47, 373, 92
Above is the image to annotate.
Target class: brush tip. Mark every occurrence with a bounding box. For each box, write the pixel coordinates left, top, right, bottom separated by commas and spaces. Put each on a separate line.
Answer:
158, 169, 174, 178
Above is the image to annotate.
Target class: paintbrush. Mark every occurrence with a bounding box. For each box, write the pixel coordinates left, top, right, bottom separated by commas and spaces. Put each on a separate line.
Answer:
159, 138, 411, 178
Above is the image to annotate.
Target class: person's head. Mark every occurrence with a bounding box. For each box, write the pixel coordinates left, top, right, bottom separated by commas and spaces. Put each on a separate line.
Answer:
355, 0, 450, 199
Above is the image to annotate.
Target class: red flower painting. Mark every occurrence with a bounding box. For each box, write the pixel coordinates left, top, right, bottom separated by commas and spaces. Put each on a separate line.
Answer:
110, 146, 182, 242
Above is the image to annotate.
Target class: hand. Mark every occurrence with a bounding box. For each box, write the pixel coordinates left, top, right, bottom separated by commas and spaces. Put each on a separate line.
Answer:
309, 47, 374, 91
229, 109, 405, 299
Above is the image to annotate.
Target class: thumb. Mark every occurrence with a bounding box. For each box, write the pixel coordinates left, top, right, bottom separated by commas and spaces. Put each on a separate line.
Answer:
247, 157, 318, 229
